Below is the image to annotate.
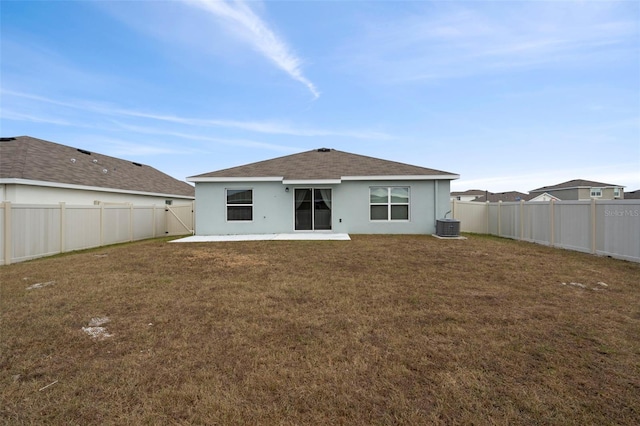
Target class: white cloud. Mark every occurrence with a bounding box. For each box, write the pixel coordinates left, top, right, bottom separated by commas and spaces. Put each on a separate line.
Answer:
183, 0, 319, 99
341, 2, 638, 83
2, 89, 389, 139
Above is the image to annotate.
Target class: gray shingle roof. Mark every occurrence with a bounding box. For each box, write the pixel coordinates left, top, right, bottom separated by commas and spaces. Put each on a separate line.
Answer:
190, 148, 457, 180
625, 189, 640, 199
472, 191, 532, 203
0, 136, 194, 197
530, 179, 623, 193
451, 189, 486, 196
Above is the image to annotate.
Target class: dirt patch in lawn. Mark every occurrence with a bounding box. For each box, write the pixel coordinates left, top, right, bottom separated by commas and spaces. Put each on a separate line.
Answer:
1, 234, 639, 425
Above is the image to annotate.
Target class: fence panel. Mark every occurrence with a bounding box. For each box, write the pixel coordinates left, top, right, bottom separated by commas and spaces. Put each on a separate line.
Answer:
0, 204, 5, 265
597, 201, 640, 262
65, 205, 102, 252
488, 203, 499, 235
498, 202, 520, 239
452, 200, 486, 233
452, 199, 640, 262
133, 206, 156, 240
554, 201, 591, 253
522, 202, 551, 245
1, 201, 194, 265
11, 204, 61, 263
102, 206, 132, 245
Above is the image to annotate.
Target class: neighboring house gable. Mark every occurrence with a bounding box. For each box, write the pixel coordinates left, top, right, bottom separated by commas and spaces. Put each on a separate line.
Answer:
0, 136, 195, 205
528, 192, 561, 202
529, 179, 624, 201
188, 148, 459, 235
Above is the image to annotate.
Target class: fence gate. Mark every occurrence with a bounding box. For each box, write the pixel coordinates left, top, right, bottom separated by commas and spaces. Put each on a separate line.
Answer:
165, 203, 194, 236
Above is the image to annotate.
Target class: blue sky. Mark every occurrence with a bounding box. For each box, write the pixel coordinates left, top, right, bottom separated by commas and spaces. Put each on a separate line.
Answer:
2, 0, 639, 192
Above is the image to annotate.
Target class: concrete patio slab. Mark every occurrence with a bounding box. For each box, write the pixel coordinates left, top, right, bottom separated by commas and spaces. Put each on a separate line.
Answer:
171, 233, 351, 243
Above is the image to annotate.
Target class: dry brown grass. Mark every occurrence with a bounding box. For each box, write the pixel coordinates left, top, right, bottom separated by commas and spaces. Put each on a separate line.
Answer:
1, 234, 639, 425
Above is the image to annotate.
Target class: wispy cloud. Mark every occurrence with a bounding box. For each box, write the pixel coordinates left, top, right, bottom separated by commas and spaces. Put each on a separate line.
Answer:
2, 89, 389, 139
342, 2, 638, 83
183, 0, 319, 99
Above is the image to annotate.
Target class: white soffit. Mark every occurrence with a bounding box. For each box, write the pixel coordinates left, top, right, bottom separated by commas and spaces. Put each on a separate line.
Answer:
282, 179, 342, 185
188, 176, 283, 183
341, 174, 460, 181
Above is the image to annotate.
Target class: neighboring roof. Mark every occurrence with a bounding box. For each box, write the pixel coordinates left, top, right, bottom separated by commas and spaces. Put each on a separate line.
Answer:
0, 136, 194, 198
625, 189, 640, 199
473, 191, 532, 203
528, 192, 561, 202
189, 148, 458, 182
530, 179, 623, 193
450, 189, 486, 196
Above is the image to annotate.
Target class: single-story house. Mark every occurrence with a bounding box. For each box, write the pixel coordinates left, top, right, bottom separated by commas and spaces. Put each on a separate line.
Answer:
529, 179, 624, 201
188, 148, 459, 235
0, 136, 195, 205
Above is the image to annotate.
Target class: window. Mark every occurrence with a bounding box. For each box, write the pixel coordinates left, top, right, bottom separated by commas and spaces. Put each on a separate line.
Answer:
370, 187, 409, 221
226, 189, 252, 221
590, 188, 602, 198
614, 187, 621, 198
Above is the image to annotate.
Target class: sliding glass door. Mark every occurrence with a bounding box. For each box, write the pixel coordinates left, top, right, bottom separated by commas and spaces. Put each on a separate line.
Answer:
294, 188, 332, 231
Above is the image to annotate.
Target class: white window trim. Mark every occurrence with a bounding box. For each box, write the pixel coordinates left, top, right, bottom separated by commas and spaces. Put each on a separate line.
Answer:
369, 186, 410, 222
613, 187, 621, 198
226, 188, 253, 222
590, 187, 603, 198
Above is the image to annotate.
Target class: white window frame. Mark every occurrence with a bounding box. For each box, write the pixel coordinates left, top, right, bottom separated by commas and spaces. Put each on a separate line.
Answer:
370, 186, 410, 222
226, 188, 253, 222
590, 188, 602, 198
613, 187, 621, 198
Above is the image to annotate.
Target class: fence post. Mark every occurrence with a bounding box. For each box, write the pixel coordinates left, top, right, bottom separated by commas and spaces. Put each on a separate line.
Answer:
549, 199, 555, 247
100, 203, 104, 246
497, 201, 502, 237
129, 203, 134, 242
591, 198, 597, 254
485, 201, 490, 234
152, 205, 157, 238
3, 201, 11, 266
452, 199, 457, 219
519, 200, 525, 240
60, 202, 66, 254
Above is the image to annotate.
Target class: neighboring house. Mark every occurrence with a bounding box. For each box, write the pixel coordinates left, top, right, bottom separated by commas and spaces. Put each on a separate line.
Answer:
450, 189, 486, 202
472, 191, 531, 203
528, 192, 561, 202
624, 189, 640, 199
529, 179, 624, 201
188, 148, 458, 235
0, 136, 195, 205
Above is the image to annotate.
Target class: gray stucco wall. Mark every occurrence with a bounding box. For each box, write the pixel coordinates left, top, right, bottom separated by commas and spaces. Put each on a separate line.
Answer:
194, 179, 452, 235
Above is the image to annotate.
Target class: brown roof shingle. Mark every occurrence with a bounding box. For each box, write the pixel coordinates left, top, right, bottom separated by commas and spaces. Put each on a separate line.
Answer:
190, 148, 457, 180
0, 136, 194, 197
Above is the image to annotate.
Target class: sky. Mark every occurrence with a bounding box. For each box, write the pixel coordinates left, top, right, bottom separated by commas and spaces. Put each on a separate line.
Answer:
1, 0, 639, 193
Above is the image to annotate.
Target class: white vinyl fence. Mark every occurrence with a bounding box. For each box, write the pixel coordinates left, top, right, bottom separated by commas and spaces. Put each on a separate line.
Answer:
1, 202, 194, 265
451, 199, 640, 263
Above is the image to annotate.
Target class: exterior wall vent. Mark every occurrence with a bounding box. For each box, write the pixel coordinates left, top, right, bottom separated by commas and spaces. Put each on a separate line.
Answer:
436, 219, 461, 237
317, 148, 331, 152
